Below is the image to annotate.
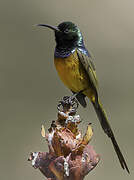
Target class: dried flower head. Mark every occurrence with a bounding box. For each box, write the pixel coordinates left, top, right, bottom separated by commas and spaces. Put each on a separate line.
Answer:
28, 96, 100, 180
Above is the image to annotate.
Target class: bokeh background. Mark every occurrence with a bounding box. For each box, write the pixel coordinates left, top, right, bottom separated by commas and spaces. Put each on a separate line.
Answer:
0, 0, 133, 179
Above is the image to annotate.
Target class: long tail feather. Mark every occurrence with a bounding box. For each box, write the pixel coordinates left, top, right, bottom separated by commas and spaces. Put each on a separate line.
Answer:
92, 99, 129, 173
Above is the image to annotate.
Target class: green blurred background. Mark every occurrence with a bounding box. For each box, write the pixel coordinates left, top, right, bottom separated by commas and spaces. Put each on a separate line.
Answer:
0, 0, 133, 179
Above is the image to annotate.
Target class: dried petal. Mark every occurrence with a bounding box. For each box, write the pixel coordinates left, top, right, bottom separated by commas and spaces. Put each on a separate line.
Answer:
82, 123, 93, 145
41, 125, 46, 137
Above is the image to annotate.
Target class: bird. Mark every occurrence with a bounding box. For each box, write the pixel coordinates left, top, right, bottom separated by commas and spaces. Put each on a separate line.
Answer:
37, 21, 129, 173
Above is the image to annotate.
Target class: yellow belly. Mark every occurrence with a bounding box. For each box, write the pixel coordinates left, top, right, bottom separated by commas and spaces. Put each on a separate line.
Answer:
54, 51, 90, 93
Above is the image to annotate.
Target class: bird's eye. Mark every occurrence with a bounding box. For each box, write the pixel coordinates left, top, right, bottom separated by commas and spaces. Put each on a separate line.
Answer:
64, 29, 69, 33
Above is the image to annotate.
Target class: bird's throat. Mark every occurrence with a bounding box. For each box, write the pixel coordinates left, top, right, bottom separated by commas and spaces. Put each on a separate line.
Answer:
54, 46, 76, 58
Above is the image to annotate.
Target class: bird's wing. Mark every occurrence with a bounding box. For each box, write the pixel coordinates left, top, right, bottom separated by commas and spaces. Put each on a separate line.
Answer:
76, 48, 98, 91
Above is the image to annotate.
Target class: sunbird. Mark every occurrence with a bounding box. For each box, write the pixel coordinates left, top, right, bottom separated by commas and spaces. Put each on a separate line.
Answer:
37, 21, 129, 173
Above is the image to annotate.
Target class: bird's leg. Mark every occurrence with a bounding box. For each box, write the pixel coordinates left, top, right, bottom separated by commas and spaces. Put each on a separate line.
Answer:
71, 89, 87, 108
72, 90, 83, 98
72, 90, 85, 98
70, 90, 84, 103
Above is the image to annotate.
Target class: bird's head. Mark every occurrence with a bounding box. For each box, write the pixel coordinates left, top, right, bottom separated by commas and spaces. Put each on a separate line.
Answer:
37, 21, 83, 49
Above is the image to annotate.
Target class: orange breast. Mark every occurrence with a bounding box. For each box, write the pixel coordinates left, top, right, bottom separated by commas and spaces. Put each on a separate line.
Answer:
54, 51, 90, 93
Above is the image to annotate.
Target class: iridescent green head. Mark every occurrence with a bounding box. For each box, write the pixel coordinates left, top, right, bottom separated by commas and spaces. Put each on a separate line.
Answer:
38, 21, 83, 49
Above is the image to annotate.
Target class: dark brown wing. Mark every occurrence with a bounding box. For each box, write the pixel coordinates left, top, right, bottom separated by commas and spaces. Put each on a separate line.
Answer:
76, 49, 98, 92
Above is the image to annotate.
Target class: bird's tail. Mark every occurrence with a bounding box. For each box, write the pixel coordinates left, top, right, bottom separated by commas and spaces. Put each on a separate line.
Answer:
91, 99, 129, 173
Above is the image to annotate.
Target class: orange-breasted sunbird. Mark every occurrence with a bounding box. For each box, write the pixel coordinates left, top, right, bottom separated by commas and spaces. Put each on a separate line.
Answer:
38, 21, 129, 173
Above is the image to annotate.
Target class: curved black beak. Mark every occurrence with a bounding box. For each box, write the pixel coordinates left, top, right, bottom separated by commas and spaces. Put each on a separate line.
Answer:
37, 24, 59, 32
